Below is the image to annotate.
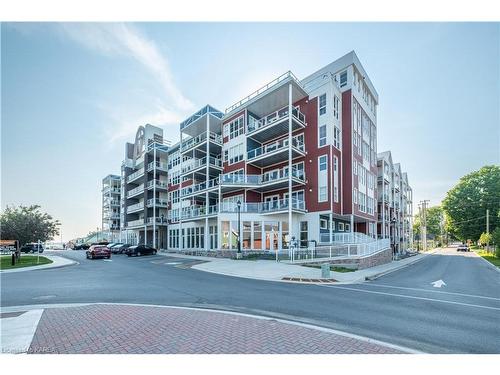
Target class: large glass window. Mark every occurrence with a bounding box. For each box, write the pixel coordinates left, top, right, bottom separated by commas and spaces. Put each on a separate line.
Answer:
229, 116, 245, 140
319, 155, 328, 171
253, 222, 262, 250
300, 221, 308, 247
340, 71, 347, 87
221, 221, 230, 249
281, 221, 289, 249
231, 221, 239, 249
243, 221, 251, 249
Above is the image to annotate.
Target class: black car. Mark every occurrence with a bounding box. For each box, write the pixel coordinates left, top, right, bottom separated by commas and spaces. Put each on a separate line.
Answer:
111, 243, 130, 254
73, 243, 90, 250
126, 245, 157, 257
20, 243, 44, 253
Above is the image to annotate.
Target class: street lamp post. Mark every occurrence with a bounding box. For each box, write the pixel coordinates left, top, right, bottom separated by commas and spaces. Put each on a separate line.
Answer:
236, 200, 242, 259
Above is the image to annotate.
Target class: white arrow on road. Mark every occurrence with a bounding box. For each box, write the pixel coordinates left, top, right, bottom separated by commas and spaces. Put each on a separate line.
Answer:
431, 279, 446, 288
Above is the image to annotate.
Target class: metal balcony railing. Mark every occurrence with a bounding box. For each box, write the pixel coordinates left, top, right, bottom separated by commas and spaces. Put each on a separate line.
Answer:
127, 202, 144, 213
127, 219, 144, 227
247, 106, 306, 134
220, 199, 306, 214
181, 156, 222, 174
181, 205, 219, 220
147, 198, 168, 207
247, 138, 305, 161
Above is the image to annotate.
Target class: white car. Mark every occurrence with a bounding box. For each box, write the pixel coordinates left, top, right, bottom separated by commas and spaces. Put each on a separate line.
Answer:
457, 244, 470, 252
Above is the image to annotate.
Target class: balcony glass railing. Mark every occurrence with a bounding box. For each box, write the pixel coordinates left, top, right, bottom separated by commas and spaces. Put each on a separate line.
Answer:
127, 202, 144, 212
147, 198, 168, 207
127, 170, 144, 183
220, 198, 305, 214
181, 205, 219, 219
127, 219, 144, 227
247, 137, 305, 161
247, 106, 306, 134
220, 174, 261, 185
181, 156, 223, 174
147, 180, 168, 189
181, 131, 222, 152
180, 178, 219, 197
220, 168, 305, 186
147, 161, 169, 172
127, 185, 144, 198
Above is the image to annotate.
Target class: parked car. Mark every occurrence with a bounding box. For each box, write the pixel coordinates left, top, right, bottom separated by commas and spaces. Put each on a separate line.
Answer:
73, 243, 90, 250
106, 242, 121, 249
457, 244, 470, 252
90, 241, 109, 247
126, 245, 157, 257
20, 243, 44, 253
111, 243, 130, 254
86, 245, 111, 259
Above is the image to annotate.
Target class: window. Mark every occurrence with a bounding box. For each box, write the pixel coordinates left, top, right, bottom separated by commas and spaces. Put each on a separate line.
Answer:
319, 155, 328, 171
229, 116, 244, 140
319, 187, 327, 202
223, 123, 229, 138
319, 94, 327, 115
333, 95, 340, 119
340, 71, 347, 87
320, 218, 328, 229
353, 188, 358, 204
333, 126, 340, 149
333, 156, 339, 203
319, 124, 327, 147
353, 161, 358, 175
229, 143, 244, 164
345, 223, 350, 232
338, 222, 345, 232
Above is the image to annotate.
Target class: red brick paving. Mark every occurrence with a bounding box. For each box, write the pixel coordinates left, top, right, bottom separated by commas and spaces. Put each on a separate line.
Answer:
28, 304, 404, 354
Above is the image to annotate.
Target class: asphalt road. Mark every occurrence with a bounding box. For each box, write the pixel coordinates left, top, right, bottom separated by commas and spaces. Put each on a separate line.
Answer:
1, 247, 499, 353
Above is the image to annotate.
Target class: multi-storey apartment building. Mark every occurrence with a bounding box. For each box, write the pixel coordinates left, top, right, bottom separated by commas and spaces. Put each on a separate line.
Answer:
165, 51, 383, 252
120, 124, 170, 248
377, 151, 413, 254
101, 174, 121, 242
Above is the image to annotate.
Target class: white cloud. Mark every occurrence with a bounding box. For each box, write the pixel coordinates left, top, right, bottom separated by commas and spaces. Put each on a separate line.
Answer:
58, 23, 194, 112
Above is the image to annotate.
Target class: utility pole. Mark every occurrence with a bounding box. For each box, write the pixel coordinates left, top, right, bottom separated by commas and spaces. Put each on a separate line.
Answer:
486, 209, 490, 252
420, 200, 429, 251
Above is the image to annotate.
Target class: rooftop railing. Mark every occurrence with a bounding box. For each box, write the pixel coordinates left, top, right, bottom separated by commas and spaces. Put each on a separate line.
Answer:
225, 71, 301, 114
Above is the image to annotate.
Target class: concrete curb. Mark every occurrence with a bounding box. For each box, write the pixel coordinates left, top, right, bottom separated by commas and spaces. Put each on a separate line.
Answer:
0, 302, 422, 354
474, 251, 500, 273
0, 255, 77, 274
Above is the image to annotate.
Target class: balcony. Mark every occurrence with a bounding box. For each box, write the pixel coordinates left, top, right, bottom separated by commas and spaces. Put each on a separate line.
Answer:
181, 131, 222, 154
181, 205, 218, 220
127, 219, 144, 228
260, 167, 305, 191
247, 138, 305, 168
146, 198, 168, 208
127, 185, 144, 199
220, 198, 306, 214
146, 217, 168, 226
127, 201, 144, 214
127, 170, 144, 183
180, 178, 219, 197
103, 187, 121, 195
146, 179, 168, 190
246, 106, 306, 143
147, 161, 168, 172
181, 156, 222, 175
378, 193, 390, 203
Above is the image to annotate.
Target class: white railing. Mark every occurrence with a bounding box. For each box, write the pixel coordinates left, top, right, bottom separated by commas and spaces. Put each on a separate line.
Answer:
181, 131, 222, 152
109, 200, 120, 206
225, 71, 301, 114
127, 185, 144, 198
147, 198, 168, 207
127, 170, 144, 183
147, 161, 168, 172
181, 205, 219, 219
180, 178, 219, 197
220, 168, 305, 186
319, 232, 376, 244
220, 199, 306, 214
247, 106, 306, 134
127, 202, 144, 213
147, 179, 168, 189
220, 174, 261, 185
127, 219, 144, 227
247, 137, 305, 161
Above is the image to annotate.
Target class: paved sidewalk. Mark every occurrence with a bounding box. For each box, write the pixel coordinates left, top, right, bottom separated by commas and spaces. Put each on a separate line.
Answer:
0, 255, 76, 274
161, 251, 430, 283
2, 304, 412, 354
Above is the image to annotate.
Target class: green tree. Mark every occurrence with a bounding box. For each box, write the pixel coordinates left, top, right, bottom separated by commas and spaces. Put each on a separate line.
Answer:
413, 206, 444, 239
0, 205, 60, 246
442, 165, 500, 242
479, 232, 492, 247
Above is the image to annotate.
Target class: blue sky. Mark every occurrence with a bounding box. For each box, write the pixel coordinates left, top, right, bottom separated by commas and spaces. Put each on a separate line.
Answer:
2, 22, 499, 241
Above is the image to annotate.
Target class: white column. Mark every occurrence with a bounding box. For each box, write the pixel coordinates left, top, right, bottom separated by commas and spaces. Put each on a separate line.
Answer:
179, 131, 183, 250
288, 82, 293, 250
205, 114, 210, 250
153, 146, 157, 248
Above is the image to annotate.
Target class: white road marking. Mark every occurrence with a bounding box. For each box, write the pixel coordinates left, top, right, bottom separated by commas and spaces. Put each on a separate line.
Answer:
358, 283, 500, 301
103, 260, 112, 262
431, 279, 446, 288
164, 262, 181, 265
322, 285, 500, 311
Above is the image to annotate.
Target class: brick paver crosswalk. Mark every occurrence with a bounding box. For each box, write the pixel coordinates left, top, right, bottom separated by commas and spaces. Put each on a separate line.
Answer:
28, 304, 405, 354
